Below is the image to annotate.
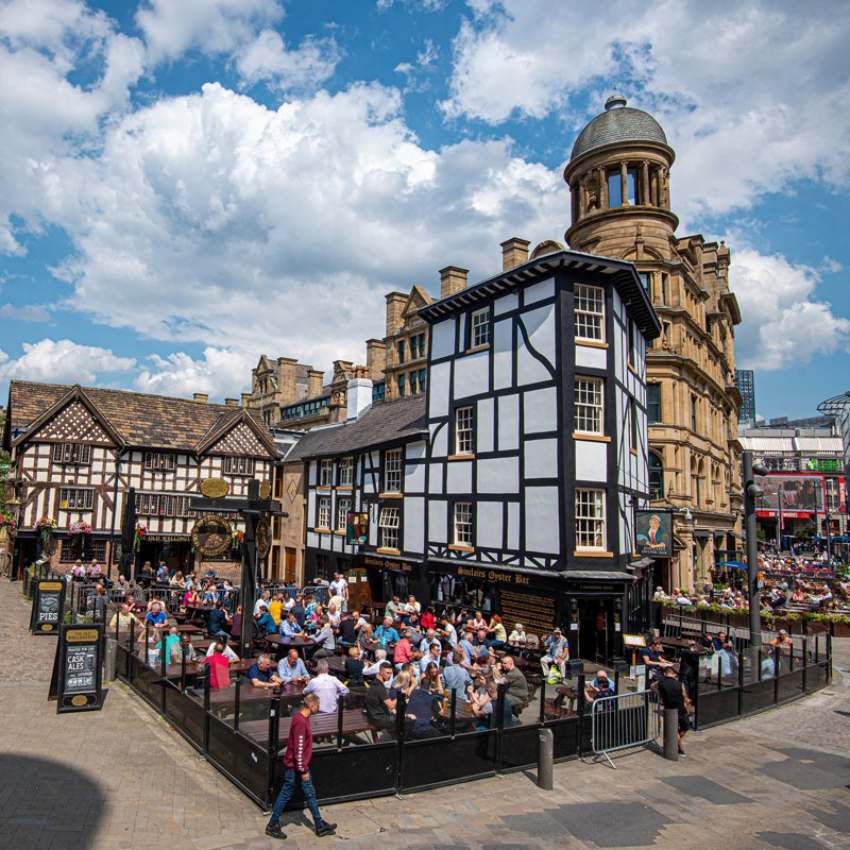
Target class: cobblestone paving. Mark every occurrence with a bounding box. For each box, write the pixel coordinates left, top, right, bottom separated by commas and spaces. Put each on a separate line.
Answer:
1, 578, 849, 850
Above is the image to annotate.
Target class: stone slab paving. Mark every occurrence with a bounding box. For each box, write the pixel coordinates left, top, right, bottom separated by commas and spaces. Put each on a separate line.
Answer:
1, 577, 849, 850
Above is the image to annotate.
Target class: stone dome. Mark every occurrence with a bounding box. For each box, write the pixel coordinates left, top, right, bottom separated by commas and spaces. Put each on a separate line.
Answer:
570, 94, 668, 161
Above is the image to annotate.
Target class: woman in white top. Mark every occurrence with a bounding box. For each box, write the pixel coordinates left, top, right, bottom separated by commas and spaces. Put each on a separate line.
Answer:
508, 624, 528, 646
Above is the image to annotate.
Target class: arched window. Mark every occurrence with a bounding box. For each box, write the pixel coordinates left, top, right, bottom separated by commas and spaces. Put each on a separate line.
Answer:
649, 452, 664, 500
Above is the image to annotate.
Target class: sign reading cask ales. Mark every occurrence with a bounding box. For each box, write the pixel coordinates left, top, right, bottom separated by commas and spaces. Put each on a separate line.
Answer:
50, 624, 104, 713
31, 579, 65, 635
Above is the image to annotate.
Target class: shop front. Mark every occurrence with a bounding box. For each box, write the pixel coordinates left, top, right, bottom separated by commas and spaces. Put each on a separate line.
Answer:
135, 534, 194, 576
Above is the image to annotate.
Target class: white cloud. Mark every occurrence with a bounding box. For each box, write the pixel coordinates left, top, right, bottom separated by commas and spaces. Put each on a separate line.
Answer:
0, 303, 51, 322
442, 0, 850, 226
0, 338, 136, 384
135, 347, 255, 400
135, 0, 282, 64
731, 247, 850, 371
235, 29, 339, 92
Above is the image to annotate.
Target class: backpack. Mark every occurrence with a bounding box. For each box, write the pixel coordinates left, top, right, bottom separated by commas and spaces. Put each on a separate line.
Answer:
546, 666, 563, 685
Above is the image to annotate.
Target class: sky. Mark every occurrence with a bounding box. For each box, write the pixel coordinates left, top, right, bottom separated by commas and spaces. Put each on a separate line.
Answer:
0, 0, 849, 421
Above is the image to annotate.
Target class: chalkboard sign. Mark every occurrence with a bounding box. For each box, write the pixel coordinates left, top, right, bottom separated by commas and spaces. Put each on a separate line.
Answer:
30, 579, 66, 635
51, 624, 104, 713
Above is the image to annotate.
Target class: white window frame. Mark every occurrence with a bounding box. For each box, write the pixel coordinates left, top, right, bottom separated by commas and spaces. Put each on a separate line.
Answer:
453, 502, 473, 546
338, 457, 353, 486
455, 406, 474, 455
575, 489, 606, 551
317, 495, 332, 530
378, 506, 400, 550
574, 284, 605, 342
574, 377, 604, 435
319, 459, 334, 487
470, 308, 490, 348
52, 443, 91, 465
384, 449, 403, 493
223, 456, 254, 476
336, 497, 351, 531
144, 452, 176, 471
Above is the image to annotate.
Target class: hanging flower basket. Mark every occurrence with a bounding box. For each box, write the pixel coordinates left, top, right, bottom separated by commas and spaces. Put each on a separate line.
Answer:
37, 515, 56, 553
68, 521, 92, 536
231, 529, 245, 553
134, 523, 147, 553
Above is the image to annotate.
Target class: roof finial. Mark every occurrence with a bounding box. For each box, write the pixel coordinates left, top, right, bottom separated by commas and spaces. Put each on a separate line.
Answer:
605, 93, 627, 110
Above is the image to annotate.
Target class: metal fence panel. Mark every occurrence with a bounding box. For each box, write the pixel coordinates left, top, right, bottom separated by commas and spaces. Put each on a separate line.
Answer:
590, 690, 660, 767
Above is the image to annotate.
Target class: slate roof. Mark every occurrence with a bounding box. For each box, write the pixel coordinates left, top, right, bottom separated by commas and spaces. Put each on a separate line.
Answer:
571, 97, 668, 160
284, 395, 427, 462
4, 380, 276, 455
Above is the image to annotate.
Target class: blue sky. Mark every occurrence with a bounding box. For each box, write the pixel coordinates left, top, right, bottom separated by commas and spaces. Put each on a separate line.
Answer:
1, 0, 849, 422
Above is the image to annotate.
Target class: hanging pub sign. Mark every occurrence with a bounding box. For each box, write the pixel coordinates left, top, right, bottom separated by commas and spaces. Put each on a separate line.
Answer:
190, 515, 233, 557
49, 623, 104, 713
346, 512, 369, 545
635, 509, 673, 558
30, 579, 66, 635
256, 516, 272, 559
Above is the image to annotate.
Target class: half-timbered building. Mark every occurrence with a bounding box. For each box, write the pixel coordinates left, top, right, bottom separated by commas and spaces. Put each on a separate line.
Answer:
3, 381, 278, 578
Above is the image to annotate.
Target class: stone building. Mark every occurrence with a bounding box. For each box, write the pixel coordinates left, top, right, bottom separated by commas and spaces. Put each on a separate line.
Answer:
564, 95, 743, 591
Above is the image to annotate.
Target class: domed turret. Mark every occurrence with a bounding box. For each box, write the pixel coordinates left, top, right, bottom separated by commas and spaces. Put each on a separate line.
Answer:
564, 95, 677, 258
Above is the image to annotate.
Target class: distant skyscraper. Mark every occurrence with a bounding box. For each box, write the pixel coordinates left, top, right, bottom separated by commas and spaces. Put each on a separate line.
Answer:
736, 369, 756, 429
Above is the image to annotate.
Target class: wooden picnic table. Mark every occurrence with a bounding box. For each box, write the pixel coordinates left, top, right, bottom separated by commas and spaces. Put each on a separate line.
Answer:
276, 636, 315, 658
176, 623, 205, 634
240, 708, 376, 747
203, 682, 306, 708
162, 658, 256, 679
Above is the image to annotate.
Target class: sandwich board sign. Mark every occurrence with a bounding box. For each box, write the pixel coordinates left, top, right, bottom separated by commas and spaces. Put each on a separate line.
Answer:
31, 579, 65, 635
49, 623, 104, 713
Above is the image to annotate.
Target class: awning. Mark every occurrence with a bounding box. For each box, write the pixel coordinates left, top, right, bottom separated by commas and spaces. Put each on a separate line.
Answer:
718, 560, 748, 570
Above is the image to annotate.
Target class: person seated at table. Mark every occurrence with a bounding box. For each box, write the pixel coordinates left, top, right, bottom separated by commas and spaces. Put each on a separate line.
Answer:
420, 660, 443, 695
337, 611, 357, 647
419, 641, 443, 674
205, 635, 239, 663
247, 654, 282, 689
145, 600, 168, 627
310, 617, 336, 659
375, 616, 400, 648
584, 669, 615, 703
404, 594, 421, 620
487, 615, 507, 649
89, 560, 103, 580
254, 590, 272, 617
442, 648, 473, 699
472, 682, 517, 731
326, 602, 342, 629
279, 612, 305, 640
365, 662, 397, 734
640, 640, 673, 680
420, 607, 436, 631
457, 629, 476, 666
472, 610, 487, 632
496, 655, 529, 715
138, 561, 154, 586
418, 628, 438, 655
438, 616, 458, 647
278, 648, 310, 684
179, 633, 201, 662
384, 595, 403, 621
541, 629, 570, 680
303, 659, 349, 714
358, 622, 377, 653
345, 646, 365, 686
169, 571, 184, 589
304, 594, 319, 622
771, 629, 794, 656
203, 642, 232, 690
155, 626, 182, 665
206, 601, 231, 639
363, 649, 389, 677
405, 681, 443, 739
406, 615, 423, 647
255, 606, 278, 637
109, 603, 141, 634
71, 560, 85, 581
182, 587, 201, 609
508, 622, 528, 647
393, 629, 413, 668
473, 627, 490, 650
306, 603, 325, 633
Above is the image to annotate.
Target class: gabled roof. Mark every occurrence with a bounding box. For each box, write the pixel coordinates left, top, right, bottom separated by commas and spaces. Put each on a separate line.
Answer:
284, 395, 427, 462
4, 380, 277, 456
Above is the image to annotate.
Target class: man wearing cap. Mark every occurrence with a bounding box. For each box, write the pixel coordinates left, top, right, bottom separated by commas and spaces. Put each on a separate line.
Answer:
541, 628, 570, 680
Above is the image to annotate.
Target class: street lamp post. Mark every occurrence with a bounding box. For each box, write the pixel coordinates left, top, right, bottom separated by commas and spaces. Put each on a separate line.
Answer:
743, 451, 767, 651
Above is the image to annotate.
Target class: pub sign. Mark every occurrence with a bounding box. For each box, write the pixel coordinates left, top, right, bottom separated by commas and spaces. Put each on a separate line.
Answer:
635, 510, 673, 558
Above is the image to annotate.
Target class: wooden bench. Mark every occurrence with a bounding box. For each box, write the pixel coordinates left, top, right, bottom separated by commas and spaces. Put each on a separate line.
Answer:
239, 708, 377, 747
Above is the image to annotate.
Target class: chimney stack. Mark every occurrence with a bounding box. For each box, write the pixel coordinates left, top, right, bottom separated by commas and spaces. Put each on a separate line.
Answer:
193, 392, 208, 404
307, 368, 324, 398
276, 357, 299, 404
501, 237, 531, 271
439, 266, 468, 299
366, 338, 387, 380
347, 366, 374, 421
225, 398, 239, 407
241, 392, 251, 408
385, 292, 408, 336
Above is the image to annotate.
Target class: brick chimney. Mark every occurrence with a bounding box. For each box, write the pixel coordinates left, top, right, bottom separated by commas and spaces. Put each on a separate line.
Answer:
307, 368, 324, 398
347, 366, 374, 421
501, 237, 530, 271
225, 398, 239, 407
385, 292, 408, 336
193, 393, 208, 404
439, 266, 468, 299
241, 392, 251, 408
276, 356, 298, 404
366, 338, 387, 380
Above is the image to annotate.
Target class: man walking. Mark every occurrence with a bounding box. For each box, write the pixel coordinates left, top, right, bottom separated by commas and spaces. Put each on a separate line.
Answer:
266, 693, 336, 840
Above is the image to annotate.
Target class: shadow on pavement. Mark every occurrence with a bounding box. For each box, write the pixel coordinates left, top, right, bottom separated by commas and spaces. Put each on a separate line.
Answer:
0, 753, 105, 850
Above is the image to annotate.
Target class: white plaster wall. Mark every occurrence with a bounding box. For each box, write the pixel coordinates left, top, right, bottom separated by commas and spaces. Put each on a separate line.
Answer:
575, 344, 607, 371
507, 501, 520, 550
524, 438, 558, 479
523, 386, 557, 433
524, 486, 560, 553
498, 394, 519, 450
406, 441, 426, 460
431, 422, 448, 458
307, 489, 316, 522
493, 318, 513, 391
429, 361, 451, 417
575, 439, 608, 482
523, 277, 554, 306
307, 531, 318, 548
429, 462, 444, 494
446, 460, 473, 494
431, 319, 455, 360
308, 461, 317, 486
404, 497, 425, 553
477, 397, 495, 454
494, 292, 518, 316
517, 308, 554, 386
477, 456, 519, 494
476, 501, 502, 548
429, 499, 447, 543
454, 350, 490, 399
405, 462, 425, 492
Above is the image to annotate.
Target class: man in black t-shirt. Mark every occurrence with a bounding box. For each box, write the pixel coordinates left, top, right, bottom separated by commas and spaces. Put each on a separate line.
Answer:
365, 662, 397, 734
653, 667, 692, 755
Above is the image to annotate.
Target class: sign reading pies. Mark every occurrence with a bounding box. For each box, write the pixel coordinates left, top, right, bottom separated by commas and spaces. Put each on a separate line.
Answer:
191, 515, 233, 556
31, 579, 66, 635
200, 477, 230, 499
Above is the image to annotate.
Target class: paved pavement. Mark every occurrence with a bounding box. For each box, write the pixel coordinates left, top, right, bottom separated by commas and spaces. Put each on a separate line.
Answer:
1, 578, 849, 850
